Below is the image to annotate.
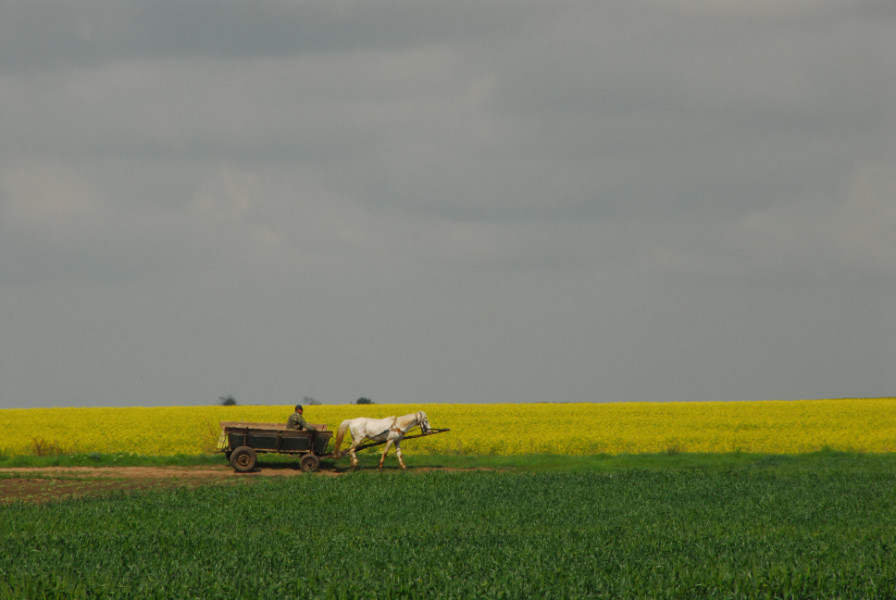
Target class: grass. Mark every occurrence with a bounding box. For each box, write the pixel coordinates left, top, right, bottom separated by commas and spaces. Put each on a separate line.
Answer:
0, 452, 225, 468
2, 446, 886, 473
2, 452, 896, 598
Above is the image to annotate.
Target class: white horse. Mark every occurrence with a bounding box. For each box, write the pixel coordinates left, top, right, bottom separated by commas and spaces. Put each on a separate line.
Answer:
332, 411, 430, 470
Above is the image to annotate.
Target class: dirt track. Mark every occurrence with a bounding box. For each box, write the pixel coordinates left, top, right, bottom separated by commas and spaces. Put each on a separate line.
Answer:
0, 464, 333, 504
0, 464, 478, 504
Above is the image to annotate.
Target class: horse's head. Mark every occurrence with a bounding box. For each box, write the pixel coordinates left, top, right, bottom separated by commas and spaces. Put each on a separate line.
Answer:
417, 411, 430, 433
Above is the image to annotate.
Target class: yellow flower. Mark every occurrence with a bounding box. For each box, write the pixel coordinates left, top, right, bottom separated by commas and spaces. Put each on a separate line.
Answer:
2, 398, 895, 457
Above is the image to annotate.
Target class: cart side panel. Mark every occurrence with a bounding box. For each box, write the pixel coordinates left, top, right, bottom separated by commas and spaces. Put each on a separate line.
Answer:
247, 431, 281, 450
223, 425, 333, 454
226, 430, 247, 450
314, 431, 333, 454
226, 429, 281, 451
279, 431, 314, 452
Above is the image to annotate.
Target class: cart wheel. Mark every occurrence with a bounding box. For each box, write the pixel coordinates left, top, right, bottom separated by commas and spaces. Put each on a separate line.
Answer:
299, 453, 320, 473
230, 446, 257, 473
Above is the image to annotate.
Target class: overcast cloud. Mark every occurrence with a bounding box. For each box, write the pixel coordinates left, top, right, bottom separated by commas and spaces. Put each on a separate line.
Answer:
2, 1, 894, 409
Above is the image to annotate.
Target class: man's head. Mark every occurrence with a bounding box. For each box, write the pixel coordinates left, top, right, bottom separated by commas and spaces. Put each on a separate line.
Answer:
294, 404, 303, 413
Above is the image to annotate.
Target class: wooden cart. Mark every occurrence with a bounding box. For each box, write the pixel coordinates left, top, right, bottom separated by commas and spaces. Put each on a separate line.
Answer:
217, 422, 332, 473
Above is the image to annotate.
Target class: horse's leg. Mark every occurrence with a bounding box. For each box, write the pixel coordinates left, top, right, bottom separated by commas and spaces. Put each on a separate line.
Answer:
379, 439, 394, 469
394, 439, 406, 470
349, 440, 360, 469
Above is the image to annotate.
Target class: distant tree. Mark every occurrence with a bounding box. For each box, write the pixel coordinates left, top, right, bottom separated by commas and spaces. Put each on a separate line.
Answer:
219, 395, 238, 406
304, 396, 321, 405
356, 397, 373, 405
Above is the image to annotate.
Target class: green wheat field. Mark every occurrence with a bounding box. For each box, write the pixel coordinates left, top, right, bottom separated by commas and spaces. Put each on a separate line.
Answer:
2, 452, 896, 599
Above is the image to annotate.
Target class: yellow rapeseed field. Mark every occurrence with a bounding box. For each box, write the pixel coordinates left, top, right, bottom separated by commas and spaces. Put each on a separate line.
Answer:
2, 398, 895, 457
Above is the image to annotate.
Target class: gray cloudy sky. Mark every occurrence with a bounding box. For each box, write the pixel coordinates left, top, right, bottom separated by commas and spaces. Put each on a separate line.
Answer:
2, 1, 895, 409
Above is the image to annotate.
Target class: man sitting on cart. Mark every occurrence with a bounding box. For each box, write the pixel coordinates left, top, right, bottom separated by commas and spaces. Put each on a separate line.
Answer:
287, 404, 314, 431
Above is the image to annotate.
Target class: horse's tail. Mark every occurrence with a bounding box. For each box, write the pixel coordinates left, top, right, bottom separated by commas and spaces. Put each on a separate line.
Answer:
332, 419, 351, 459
